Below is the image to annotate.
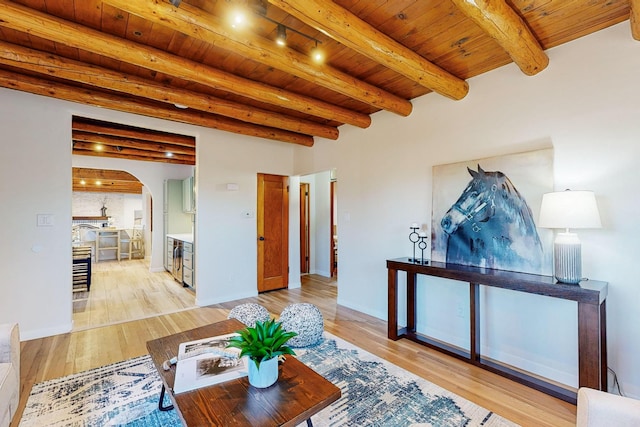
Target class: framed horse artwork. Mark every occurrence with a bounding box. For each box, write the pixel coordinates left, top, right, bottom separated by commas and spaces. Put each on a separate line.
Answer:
431, 149, 554, 275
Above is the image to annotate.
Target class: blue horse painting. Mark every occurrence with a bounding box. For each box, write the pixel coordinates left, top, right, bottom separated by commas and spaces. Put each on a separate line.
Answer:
440, 165, 543, 273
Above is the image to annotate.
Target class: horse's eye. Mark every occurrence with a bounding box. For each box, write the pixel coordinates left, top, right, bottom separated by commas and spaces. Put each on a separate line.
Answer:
470, 191, 478, 197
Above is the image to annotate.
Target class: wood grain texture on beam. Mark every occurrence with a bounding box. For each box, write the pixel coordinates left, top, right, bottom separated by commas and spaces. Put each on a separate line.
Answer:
72, 131, 195, 156
267, 0, 469, 100
631, 0, 640, 41
450, 0, 549, 76
0, 0, 368, 129
0, 41, 338, 140
73, 168, 140, 182
103, 0, 412, 117
73, 141, 196, 163
72, 119, 196, 147
0, 69, 314, 147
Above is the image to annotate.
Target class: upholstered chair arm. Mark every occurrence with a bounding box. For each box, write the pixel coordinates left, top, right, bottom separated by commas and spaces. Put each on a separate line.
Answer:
0, 323, 19, 374
577, 387, 640, 427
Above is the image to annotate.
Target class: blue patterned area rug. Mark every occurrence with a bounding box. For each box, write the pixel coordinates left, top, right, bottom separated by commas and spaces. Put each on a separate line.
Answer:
20, 333, 518, 426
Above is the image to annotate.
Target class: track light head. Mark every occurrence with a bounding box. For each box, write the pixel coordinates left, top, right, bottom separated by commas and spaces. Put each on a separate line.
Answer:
169, 0, 181, 7
275, 24, 287, 46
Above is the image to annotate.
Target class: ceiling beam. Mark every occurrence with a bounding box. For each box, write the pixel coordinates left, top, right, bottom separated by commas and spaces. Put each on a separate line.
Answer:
0, 0, 370, 129
0, 69, 314, 147
266, 0, 468, 100
449, 0, 548, 76
103, 0, 413, 117
73, 168, 140, 182
631, 0, 640, 41
72, 118, 196, 148
0, 41, 338, 140
73, 148, 194, 165
72, 131, 195, 156
72, 141, 196, 163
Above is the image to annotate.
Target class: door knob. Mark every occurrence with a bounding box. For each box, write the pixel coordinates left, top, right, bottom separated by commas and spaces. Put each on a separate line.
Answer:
258, 236, 265, 241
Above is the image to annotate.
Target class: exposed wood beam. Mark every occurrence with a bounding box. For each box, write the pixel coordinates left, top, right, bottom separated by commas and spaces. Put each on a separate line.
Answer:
631, 0, 640, 41
72, 118, 196, 148
72, 131, 195, 156
0, 0, 370, 129
0, 41, 338, 140
449, 0, 548, 76
103, 0, 412, 117
73, 148, 193, 165
0, 69, 314, 147
73, 141, 196, 163
267, 0, 468, 100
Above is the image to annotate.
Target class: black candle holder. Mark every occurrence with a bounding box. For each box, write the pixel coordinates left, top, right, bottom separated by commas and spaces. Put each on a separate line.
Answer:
408, 226, 420, 262
417, 235, 428, 265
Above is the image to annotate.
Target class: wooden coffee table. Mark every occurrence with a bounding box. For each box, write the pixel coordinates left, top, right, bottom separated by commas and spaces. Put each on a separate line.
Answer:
147, 318, 341, 426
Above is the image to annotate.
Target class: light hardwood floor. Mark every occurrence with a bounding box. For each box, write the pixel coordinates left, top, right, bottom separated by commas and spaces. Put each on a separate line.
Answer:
16, 265, 577, 427
72, 259, 196, 331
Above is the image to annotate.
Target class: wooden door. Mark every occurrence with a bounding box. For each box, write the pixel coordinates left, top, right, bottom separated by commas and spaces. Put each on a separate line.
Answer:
257, 174, 289, 292
300, 183, 310, 274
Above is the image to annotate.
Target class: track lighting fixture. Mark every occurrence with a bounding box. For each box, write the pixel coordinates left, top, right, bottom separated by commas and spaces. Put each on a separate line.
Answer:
169, 0, 181, 7
275, 24, 287, 46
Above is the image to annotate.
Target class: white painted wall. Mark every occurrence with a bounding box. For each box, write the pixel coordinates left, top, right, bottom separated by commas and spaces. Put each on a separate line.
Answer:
0, 92, 297, 339
296, 22, 640, 397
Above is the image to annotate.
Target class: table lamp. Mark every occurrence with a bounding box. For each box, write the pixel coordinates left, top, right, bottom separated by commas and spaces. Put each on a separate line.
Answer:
538, 190, 601, 284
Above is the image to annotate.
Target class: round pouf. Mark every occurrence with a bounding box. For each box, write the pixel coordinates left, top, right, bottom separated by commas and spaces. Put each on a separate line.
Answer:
279, 303, 324, 347
227, 303, 270, 327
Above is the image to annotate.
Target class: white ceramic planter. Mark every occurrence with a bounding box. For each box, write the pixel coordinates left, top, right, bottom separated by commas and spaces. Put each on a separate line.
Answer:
248, 356, 278, 388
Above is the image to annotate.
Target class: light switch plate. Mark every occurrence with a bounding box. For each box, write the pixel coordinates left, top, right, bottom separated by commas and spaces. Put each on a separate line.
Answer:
37, 214, 54, 227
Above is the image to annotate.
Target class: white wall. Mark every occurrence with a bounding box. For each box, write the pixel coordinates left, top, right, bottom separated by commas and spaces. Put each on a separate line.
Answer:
193, 128, 297, 305
296, 22, 640, 397
0, 91, 297, 339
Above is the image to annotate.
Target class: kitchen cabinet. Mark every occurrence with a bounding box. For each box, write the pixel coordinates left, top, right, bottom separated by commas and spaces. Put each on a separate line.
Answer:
183, 241, 194, 288
183, 176, 195, 213
164, 180, 192, 269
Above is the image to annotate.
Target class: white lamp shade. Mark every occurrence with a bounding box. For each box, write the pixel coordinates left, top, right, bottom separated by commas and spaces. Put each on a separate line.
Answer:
538, 190, 602, 229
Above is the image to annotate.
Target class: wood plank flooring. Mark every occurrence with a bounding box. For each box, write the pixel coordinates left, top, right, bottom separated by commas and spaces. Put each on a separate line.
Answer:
15, 264, 577, 427
72, 259, 196, 331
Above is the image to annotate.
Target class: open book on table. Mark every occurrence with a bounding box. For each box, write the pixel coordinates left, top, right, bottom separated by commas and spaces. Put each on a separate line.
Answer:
173, 332, 248, 394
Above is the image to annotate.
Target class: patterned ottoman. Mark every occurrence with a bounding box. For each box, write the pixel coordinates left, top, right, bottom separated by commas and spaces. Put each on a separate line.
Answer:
227, 303, 270, 327
279, 303, 324, 347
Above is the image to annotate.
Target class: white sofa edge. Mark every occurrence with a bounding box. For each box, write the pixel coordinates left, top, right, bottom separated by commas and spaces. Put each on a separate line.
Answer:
0, 323, 19, 427
577, 387, 640, 427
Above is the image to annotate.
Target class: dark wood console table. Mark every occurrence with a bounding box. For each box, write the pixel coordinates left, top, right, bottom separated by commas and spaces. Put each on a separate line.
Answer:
387, 258, 607, 404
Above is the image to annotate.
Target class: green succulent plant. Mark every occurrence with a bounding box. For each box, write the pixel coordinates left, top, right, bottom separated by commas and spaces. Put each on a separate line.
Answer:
226, 318, 297, 369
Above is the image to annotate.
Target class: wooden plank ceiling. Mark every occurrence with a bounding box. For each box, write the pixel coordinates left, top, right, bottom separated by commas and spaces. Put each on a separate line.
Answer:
0, 0, 637, 163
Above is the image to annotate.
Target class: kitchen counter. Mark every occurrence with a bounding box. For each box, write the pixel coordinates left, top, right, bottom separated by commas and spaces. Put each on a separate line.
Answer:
166, 233, 193, 243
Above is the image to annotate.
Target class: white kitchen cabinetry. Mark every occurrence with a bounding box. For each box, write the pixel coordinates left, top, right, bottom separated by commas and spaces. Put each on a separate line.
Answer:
183, 176, 195, 213
182, 241, 194, 288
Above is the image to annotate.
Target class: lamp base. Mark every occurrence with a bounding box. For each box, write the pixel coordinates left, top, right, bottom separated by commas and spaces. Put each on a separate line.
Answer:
553, 232, 582, 284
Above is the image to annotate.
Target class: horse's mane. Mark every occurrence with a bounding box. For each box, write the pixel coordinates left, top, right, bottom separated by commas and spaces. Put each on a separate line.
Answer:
490, 171, 541, 247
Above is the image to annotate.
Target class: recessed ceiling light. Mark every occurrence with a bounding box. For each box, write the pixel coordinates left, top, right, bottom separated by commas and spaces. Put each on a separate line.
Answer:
95, 180, 102, 186
174, 103, 188, 109
95, 144, 103, 151
166, 152, 174, 158
80, 180, 86, 185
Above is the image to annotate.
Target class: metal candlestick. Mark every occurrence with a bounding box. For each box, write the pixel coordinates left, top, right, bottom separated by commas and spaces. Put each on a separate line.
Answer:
408, 226, 420, 262
418, 235, 428, 265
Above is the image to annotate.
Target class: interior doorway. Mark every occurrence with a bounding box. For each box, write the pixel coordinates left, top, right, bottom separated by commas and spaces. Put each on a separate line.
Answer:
300, 182, 310, 274
299, 170, 336, 280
